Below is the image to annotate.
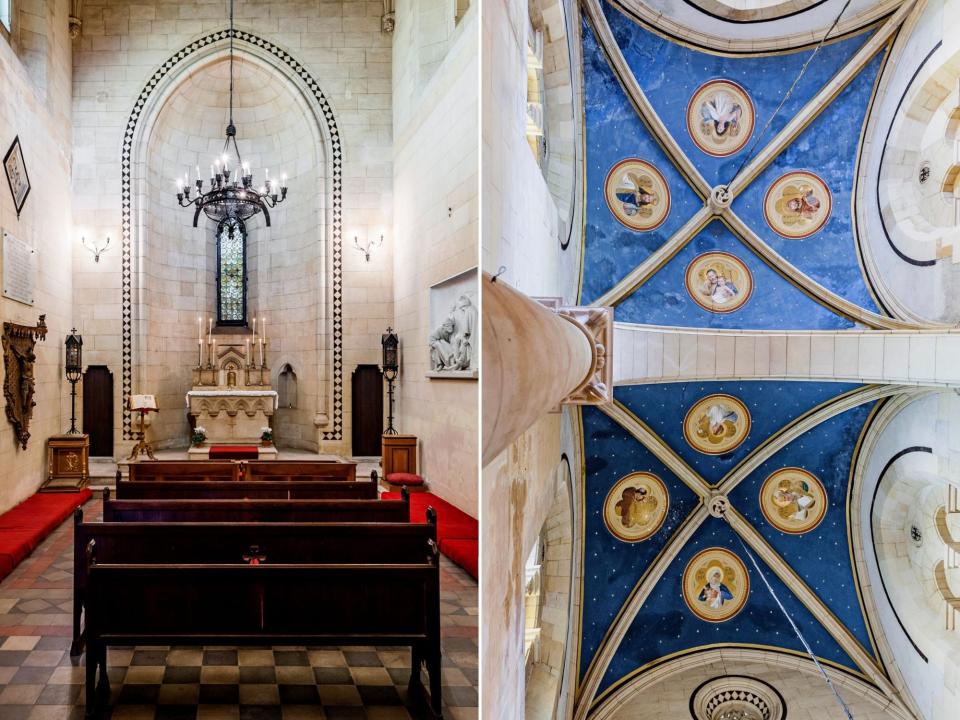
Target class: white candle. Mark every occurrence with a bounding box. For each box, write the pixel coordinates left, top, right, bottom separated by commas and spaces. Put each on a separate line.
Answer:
195, 165, 200, 180
261, 317, 266, 344
259, 338, 264, 368
207, 318, 212, 342
252, 318, 257, 343
210, 164, 214, 179
246, 339, 250, 366
198, 316, 202, 343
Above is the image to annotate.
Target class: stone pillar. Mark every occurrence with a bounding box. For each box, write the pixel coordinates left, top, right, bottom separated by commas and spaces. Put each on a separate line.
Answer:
482, 272, 612, 467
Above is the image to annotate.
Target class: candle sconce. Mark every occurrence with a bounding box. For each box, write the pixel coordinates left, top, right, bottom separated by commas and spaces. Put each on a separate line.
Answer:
81, 236, 110, 263
353, 234, 383, 262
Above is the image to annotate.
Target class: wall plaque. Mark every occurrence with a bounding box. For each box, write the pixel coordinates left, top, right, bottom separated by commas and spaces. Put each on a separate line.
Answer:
2, 230, 36, 306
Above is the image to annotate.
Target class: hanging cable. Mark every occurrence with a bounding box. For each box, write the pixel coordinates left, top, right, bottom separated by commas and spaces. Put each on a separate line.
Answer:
721, 514, 855, 719
726, 0, 856, 187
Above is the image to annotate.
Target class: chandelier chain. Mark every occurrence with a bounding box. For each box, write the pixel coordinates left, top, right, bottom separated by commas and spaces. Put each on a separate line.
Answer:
229, 0, 235, 127
722, 515, 854, 719
726, 0, 855, 187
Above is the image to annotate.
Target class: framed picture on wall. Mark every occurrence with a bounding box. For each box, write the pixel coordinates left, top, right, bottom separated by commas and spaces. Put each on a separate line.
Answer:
3, 136, 31, 219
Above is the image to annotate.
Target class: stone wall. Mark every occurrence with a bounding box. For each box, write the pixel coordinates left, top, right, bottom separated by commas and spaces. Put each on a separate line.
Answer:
0, 0, 74, 513
70, 0, 394, 456
482, 413, 564, 718
391, 0, 478, 515
480, 0, 583, 713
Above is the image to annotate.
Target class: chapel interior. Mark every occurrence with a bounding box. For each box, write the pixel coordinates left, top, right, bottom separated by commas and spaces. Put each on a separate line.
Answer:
481, 0, 960, 718
0, 0, 478, 717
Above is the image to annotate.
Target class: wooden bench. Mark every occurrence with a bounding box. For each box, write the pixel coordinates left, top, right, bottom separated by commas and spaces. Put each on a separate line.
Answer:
124, 461, 237, 482
113, 476, 379, 500
125, 460, 359, 483
71, 510, 436, 660
245, 460, 357, 482
80, 519, 441, 717
102, 487, 409, 524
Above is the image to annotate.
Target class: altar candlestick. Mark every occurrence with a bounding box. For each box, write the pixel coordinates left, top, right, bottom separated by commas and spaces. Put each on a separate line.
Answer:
246, 339, 250, 367
212, 340, 217, 366
207, 317, 212, 343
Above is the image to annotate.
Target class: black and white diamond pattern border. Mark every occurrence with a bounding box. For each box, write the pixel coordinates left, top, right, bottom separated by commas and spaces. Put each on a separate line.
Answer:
120, 29, 343, 442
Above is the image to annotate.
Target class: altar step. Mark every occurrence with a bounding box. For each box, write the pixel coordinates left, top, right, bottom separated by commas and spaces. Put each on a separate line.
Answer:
88, 456, 119, 490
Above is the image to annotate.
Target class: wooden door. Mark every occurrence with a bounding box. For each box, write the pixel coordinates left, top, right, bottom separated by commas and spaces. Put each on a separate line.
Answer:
351, 364, 383, 457
83, 366, 113, 457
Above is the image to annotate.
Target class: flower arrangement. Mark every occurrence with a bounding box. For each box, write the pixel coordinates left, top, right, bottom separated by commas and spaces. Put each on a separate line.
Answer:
192, 426, 207, 446
260, 426, 273, 443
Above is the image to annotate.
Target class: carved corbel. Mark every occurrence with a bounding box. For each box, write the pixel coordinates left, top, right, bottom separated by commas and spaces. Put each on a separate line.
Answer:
2, 315, 48, 450
69, 0, 82, 38
557, 306, 613, 405
381, 0, 395, 33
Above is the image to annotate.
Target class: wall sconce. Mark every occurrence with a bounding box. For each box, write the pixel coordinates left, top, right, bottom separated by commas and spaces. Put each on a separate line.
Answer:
353, 234, 383, 262
82, 236, 110, 263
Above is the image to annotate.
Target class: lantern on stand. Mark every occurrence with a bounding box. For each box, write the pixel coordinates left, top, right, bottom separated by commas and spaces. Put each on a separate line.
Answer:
64, 329, 83, 434
381, 328, 399, 434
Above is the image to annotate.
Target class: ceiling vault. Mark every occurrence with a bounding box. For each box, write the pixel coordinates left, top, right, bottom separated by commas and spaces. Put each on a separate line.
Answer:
581, 0, 948, 331
573, 385, 931, 719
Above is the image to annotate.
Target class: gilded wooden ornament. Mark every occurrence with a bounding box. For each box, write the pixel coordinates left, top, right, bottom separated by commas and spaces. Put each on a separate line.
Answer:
2, 315, 48, 450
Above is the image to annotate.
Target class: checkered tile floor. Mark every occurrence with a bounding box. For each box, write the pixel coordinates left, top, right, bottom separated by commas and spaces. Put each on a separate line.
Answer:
0, 496, 478, 719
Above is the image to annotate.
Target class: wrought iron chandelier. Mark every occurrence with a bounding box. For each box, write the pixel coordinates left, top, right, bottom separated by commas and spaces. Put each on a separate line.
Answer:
175, 0, 288, 227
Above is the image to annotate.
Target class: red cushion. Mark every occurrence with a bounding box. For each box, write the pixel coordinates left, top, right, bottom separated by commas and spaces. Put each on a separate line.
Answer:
380, 490, 478, 573
0, 489, 92, 582
439, 539, 478, 579
209, 446, 259, 460
386, 473, 424, 486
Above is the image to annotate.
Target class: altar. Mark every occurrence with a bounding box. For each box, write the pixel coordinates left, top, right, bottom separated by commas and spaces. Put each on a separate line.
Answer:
185, 333, 278, 460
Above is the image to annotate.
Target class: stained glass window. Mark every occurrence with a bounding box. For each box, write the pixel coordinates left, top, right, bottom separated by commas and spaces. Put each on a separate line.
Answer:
217, 217, 246, 325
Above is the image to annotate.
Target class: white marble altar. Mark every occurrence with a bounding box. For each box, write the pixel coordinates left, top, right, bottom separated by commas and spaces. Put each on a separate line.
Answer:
186, 341, 278, 458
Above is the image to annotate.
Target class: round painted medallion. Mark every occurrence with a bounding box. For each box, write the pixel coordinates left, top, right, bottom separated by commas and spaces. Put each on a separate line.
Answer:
683, 394, 751, 456
682, 547, 750, 623
604, 159, 671, 232
684, 252, 754, 314
759, 467, 828, 534
603, 472, 669, 543
763, 171, 832, 239
686, 80, 755, 157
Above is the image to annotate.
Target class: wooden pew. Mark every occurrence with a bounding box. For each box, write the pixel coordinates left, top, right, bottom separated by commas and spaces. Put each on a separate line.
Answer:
102, 487, 409, 524
125, 461, 237, 482
78, 517, 441, 717
70, 497, 400, 654
244, 460, 357, 482
113, 475, 379, 500
125, 460, 360, 483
